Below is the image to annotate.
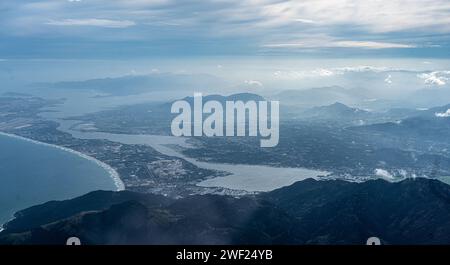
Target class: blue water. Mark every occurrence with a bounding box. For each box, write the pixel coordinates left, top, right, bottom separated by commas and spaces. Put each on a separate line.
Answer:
0, 134, 117, 226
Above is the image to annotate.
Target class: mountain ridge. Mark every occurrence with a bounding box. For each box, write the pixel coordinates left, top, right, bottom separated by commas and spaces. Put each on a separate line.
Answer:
3, 178, 450, 245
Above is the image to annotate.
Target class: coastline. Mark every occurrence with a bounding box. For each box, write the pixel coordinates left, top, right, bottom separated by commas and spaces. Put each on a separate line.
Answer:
0, 131, 125, 191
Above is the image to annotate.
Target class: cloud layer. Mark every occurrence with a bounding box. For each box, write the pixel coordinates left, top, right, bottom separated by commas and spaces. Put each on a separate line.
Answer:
45, 18, 136, 28
0, 0, 449, 58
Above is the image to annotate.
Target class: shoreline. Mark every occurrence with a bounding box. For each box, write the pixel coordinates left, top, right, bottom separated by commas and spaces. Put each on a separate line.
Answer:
0, 131, 125, 191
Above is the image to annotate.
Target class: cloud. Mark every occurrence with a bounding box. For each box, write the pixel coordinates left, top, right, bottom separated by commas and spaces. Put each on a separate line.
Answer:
256, 0, 450, 33
1, 0, 449, 57
272, 65, 406, 80
263, 40, 415, 49
337, 66, 396, 73
334, 41, 415, 49
384, 74, 393, 84
45, 19, 136, 28
293, 18, 317, 24
435, 109, 450, 117
244, 80, 264, 87
417, 71, 450, 86
273, 69, 337, 80
312, 68, 335, 77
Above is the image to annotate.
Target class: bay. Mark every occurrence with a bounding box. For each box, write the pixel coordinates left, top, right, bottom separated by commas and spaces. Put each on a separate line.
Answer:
0, 133, 120, 227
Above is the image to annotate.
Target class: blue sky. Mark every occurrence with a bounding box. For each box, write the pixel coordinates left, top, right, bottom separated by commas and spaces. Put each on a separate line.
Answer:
1, 0, 450, 59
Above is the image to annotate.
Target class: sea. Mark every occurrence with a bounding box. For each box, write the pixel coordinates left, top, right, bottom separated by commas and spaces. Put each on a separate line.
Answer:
0, 132, 121, 228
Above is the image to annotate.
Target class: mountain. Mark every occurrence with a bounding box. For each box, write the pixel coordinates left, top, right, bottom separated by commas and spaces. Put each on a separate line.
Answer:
273, 86, 372, 108
298, 102, 372, 125
68, 92, 268, 135
3, 178, 450, 245
34, 73, 227, 96
264, 178, 450, 244
178, 92, 265, 105
0, 191, 294, 245
381, 107, 422, 119
292, 102, 418, 126
408, 88, 450, 107
2, 190, 171, 234
419, 104, 450, 118
353, 103, 450, 142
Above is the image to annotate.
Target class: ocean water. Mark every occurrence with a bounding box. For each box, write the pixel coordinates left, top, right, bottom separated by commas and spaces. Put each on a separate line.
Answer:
0, 133, 119, 227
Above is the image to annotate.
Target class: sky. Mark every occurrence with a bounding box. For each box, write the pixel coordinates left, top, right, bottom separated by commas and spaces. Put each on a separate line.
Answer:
1, 0, 450, 59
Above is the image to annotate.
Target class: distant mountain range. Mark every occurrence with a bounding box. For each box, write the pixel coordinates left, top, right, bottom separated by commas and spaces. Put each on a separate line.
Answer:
34, 73, 228, 96
409, 88, 450, 107
353, 104, 450, 142
68, 92, 270, 135
272, 86, 374, 108
298, 102, 371, 124
288, 101, 422, 126
2, 178, 450, 245
272, 85, 450, 111
177, 92, 266, 105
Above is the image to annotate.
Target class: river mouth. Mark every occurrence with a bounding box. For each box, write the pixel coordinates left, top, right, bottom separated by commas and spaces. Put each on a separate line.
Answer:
54, 118, 329, 193
34, 90, 330, 193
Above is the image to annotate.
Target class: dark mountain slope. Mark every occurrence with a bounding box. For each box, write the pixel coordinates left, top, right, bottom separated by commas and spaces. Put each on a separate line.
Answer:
3, 190, 172, 233
265, 178, 450, 244
0, 195, 296, 245
2, 178, 450, 245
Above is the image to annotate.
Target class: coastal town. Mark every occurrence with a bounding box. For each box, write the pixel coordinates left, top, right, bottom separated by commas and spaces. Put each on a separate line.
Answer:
0, 94, 240, 198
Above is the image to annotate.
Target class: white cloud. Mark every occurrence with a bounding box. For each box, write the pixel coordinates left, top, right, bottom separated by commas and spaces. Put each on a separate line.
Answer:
337, 66, 396, 72
3, 0, 450, 55
272, 65, 401, 80
45, 19, 136, 28
116, 0, 171, 6
293, 18, 317, 24
374, 168, 394, 179
257, 0, 450, 33
312, 68, 335, 77
244, 80, 263, 87
384, 74, 392, 84
263, 40, 415, 49
418, 71, 450, 86
334, 41, 415, 49
273, 69, 336, 80
435, 109, 450, 117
